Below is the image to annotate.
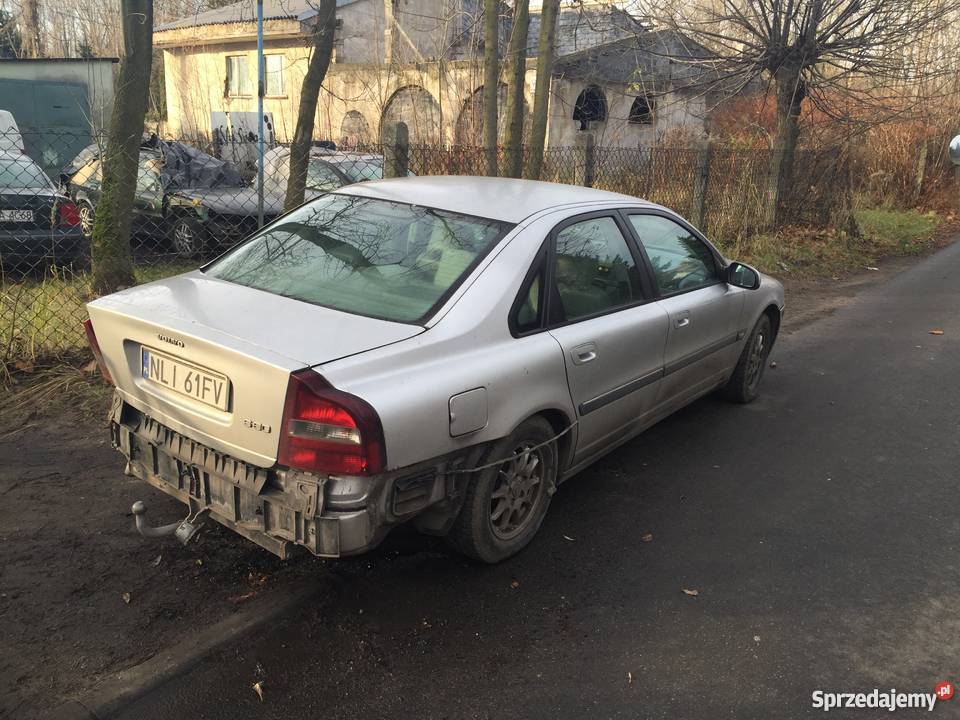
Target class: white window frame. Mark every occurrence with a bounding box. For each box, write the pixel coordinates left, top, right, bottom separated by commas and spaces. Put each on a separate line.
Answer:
264, 54, 284, 97
226, 55, 251, 97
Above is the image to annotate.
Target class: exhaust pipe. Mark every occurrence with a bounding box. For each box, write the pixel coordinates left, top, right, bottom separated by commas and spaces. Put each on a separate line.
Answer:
131, 500, 209, 546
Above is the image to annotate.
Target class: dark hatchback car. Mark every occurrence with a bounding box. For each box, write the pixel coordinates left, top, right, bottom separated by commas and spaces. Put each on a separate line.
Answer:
0, 150, 85, 271
63, 140, 281, 258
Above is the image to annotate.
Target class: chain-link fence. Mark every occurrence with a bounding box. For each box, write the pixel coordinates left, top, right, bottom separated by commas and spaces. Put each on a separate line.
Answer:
0, 126, 892, 366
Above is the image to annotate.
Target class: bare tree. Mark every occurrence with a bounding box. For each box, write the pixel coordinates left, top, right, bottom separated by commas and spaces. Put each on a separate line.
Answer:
482, 0, 499, 175
649, 0, 960, 222
91, 0, 153, 294
526, 0, 559, 180
284, 0, 337, 212
502, 0, 530, 178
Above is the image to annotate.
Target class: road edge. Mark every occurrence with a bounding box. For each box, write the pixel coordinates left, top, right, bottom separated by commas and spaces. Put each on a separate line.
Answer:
44, 576, 332, 720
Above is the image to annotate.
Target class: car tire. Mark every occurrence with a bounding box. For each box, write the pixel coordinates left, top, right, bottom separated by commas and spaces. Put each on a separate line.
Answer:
168, 216, 207, 258
78, 201, 95, 240
721, 314, 772, 404
449, 416, 558, 563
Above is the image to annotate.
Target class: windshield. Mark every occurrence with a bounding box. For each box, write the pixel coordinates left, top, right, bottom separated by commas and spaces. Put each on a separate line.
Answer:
0, 156, 52, 189
203, 194, 513, 323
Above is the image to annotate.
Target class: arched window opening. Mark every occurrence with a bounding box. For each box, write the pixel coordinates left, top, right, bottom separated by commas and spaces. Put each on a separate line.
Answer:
573, 86, 607, 130
629, 95, 655, 125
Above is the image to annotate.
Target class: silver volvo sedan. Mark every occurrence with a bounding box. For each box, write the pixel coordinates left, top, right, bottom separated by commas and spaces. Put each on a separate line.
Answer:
85, 177, 784, 563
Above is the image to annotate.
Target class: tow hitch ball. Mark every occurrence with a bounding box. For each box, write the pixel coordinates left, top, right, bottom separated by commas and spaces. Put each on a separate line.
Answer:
131, 500, 209, 546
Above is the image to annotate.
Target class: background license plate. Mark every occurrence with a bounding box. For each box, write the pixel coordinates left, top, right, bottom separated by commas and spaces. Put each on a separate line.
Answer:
0, 210, 33, 222
141, 347, 230, 411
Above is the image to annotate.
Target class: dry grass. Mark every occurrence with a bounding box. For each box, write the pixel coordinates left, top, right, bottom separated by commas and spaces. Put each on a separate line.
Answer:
0, 362, 114, 430
724, 208, 945, 280
1, 261, 196, 370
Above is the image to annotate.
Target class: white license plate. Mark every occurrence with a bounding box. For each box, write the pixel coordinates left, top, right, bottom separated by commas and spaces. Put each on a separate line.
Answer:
141, 347, 231, 411
0, 209, 33, 222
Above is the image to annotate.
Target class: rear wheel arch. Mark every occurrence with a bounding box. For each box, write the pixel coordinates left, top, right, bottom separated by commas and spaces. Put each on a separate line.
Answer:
531, 408, 575, 473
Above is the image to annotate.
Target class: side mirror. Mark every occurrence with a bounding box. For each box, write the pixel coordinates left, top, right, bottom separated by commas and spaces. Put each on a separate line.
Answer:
725, 261, 761, 290
950, 135, 960, 166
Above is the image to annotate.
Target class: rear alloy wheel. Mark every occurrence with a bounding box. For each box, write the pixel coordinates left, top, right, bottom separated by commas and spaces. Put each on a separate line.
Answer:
78, 202, 94, 239
721, 314, 772, 403
450, 416, 557, 563
169, 216, 207, 258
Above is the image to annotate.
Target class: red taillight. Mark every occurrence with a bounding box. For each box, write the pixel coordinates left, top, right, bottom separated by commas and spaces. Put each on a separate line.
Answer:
278, 370, 385, 476
82, 318, 113, 385
59, 201, 81, 227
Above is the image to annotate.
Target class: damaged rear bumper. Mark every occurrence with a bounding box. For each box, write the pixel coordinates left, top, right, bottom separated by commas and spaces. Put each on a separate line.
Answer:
110, 395, 463, 559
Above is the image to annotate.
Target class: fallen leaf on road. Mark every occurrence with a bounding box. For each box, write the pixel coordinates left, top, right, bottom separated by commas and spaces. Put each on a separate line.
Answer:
681, 588, 699, 597
627, 671, 633, 684
865, 266, 879, 271
14, 360, 34, 373
769, 361, 777, 369
150, 555, 162, 567
753, 635, 761, 642
929, 329, 944, 335
562, 534, 575, 541
121, 592, 131, 604
252, 681, 264, 702
640, 533, 654, 543
227, 591, 256, 605
510, 579, 521, 589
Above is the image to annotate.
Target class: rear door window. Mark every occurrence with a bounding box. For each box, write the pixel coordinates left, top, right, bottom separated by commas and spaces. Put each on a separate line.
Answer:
552, 216, 645, 322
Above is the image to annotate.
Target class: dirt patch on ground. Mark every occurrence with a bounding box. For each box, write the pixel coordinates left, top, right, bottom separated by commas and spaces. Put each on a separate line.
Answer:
0, 235, 955, 718
0, 414, 320, 718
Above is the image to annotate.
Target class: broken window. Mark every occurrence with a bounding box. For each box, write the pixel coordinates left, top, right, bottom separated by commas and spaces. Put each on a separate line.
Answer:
629, 95, 654, 124
573, 85, 607, 130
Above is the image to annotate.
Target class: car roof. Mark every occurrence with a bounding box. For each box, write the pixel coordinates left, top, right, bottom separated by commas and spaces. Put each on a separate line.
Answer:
336, 175, 651, 223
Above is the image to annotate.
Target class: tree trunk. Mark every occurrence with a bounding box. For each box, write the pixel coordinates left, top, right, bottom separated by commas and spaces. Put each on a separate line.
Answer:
764, 69, 804, 227
525, 0, 559, 180
502, 0, 529, 178
482, 0, 499, 176
284, 0, 337, 212
90, 0, 153, 295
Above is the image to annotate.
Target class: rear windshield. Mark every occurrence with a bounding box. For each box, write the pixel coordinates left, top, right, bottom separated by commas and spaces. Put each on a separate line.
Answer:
0, 156, 52, 189
203, 193, 513, 323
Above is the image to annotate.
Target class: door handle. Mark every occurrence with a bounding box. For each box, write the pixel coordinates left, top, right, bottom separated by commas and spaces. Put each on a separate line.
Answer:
571, 342, 597, 365
675, 317, 690, 328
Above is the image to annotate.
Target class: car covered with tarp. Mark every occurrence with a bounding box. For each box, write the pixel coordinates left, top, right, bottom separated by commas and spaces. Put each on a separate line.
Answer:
62, 136, 282, 257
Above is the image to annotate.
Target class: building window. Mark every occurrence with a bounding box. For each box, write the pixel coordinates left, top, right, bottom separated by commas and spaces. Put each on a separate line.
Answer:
265, 55, 284, 96
573, 85, 607, 130
333, 18, 345, 62
629, 95, 654, 124
226, 55, 251, 97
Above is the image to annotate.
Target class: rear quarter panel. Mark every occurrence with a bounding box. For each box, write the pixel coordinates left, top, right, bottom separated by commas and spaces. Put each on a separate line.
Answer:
317, 211, 580, 471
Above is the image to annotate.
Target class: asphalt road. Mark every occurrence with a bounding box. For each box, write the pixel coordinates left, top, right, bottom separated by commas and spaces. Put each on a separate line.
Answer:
116, 241, 960, 720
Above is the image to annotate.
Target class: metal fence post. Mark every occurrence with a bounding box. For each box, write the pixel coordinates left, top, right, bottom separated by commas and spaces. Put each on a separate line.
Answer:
691, 137, 712, 230
575, 132, 595, 188
383, 122, 409, 179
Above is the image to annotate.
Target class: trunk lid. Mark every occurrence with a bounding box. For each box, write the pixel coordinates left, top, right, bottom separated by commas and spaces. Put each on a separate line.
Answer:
87, 271, 424, 467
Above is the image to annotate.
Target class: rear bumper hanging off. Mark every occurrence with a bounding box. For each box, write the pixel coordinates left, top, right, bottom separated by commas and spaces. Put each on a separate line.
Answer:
110, 394, 459, 559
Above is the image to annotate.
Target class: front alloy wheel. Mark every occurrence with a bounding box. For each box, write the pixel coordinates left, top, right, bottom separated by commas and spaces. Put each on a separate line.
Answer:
169, 217, 205, 258
78, 202, 94, 239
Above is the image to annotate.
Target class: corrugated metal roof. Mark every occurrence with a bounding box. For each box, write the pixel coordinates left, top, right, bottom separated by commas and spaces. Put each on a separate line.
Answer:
156, 0, 355, 32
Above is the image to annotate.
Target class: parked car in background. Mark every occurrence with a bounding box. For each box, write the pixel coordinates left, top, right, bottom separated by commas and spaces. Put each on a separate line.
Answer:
63, 139, 282, 258
0, 110, 24, 153
0, 150, 84, 271
86, 177, 784, 564
261, 144, 413, 199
